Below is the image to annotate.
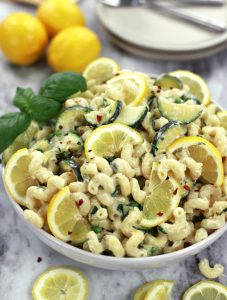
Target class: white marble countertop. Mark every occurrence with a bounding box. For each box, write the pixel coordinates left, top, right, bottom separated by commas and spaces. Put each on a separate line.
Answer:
0, 1, 227, 299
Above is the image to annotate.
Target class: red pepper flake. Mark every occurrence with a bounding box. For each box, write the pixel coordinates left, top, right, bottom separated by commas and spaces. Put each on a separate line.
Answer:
37, 257, 42, 263
194, 188, 201, 192
184, 242, 191, 248
157, 89, 161, 93
169, 86, 173, 90
97, 115, 102, 123
173, 188, 178, 195
59, 125, 63, 130
88, 150, 92, 152
157, 211, 163, 217
115, 72, 120, 76
183, 184, 190, 191
222, 157, 226, 163
68, 231, 72, 235
78, 199, 84, 206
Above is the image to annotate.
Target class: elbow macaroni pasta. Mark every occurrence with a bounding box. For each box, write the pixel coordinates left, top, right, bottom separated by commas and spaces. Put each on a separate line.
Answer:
14, 69, 227, 258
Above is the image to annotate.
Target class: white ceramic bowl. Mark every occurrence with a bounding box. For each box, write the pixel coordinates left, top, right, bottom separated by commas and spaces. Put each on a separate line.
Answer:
4, 181, 227, 271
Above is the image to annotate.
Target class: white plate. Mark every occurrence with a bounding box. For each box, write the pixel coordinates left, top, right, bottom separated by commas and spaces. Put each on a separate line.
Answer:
96, 2, 227, 53
102, 25, 227, 60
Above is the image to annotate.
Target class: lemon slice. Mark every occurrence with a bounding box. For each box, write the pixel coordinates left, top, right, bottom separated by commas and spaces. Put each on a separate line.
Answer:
217, 111, 227, 130
84, 123, 143, 159
134, 280, 174, 300
183, 281, 227, 300
168, 136, 224, 186
145, 280, 174, 300
3, 148, 38, 206
83, 57, 120, 83
2, 121, 38, 164
106, 73, 149, 106
47, 187, 90, 243
140, 163, 182, 228
32, 266, 88, 300
170, 70, 211, 106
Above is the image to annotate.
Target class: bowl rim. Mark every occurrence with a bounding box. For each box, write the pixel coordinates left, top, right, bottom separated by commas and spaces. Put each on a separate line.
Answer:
4, 173, 227, 265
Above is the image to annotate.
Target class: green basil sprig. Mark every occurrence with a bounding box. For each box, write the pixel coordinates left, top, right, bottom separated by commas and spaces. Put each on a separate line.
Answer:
0, 72, 87, 153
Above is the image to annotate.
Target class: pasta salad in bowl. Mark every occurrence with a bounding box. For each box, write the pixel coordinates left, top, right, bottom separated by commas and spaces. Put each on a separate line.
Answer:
2, 58, 227, 270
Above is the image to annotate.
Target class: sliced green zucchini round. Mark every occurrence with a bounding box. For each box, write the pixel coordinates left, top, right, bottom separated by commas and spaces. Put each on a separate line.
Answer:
85, 99, 122, 127
115, 105, 148, 128
30, 139, 51, 152
158, 97, 203, 124
59, 158, 83, 182
152, 121, 187, 155
56, 105, 91, 132
155, 74, 183, 90
53, 132, 83, 155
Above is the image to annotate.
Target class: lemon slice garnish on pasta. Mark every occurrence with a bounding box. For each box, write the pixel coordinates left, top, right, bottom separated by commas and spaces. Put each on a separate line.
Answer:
47, 186, 90, 243
84, 123, 143, 160
169, 70, 211, 106
140, 163, 182, 228
106, 72, 150, 106
32, 266, 88, 300
134, 280, 174, 300
83, 57, 120, 84
182, 281, 227, 300
167, 136, 224, 186
3, 148, 38, 206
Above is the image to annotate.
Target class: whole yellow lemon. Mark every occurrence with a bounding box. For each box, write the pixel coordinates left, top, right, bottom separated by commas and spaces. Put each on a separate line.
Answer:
0, 12, 48, 65
48, 26, 101, 73
37, 0, 85, 37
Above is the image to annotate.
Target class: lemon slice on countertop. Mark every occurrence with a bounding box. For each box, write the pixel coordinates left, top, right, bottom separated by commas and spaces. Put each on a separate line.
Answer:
170, 70, 211, 106
134, 280, 174, 300
140, 163, 182, 228
32, 266, 88, 300
106, 72, 150, 106
84, 123, 143, 159
47, 186, 90, 243
83, 57, 120, 84
182, 281, 227, 300
168, 136, 224, 186
3, 148, 38, 206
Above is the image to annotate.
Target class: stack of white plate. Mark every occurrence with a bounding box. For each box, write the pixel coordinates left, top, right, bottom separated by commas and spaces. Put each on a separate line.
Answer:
96, 1, 227, 60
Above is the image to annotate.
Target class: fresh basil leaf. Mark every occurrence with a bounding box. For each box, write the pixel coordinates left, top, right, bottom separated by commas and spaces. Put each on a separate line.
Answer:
29, 96, 62, 122
39, 72, 87, 103
0, 112, 31, 153
13, 87, 34, 114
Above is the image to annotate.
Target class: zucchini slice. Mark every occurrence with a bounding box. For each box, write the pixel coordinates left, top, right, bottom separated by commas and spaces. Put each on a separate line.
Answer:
56, 105, 91, 132
152, 122, 187, 155
53, 132, 83, 155
59, 158, 83, 182
155, 74, 183, 90
158, 97, 203, 124
85, 99, 122, 127
115, 105, 148, 128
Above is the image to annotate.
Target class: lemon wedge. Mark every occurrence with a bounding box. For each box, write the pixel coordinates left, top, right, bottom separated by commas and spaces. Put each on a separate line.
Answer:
170, 70, 211, 106
134, 280, 174, 300
183, 281, 227, 300
83, 57, 120, 84
140, 163, 182, 228
106, 73, 149, 106
47, 187, 90, 243
32, 266, 88, 300
3, 148, 38, 206
168, 136, 224, 186
84, 123, 143, 159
